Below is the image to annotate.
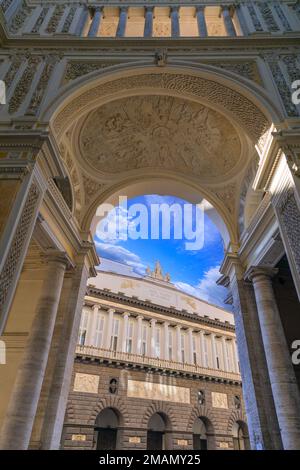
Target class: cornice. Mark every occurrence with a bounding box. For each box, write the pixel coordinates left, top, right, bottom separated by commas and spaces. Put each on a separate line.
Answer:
86, 285, 235, 332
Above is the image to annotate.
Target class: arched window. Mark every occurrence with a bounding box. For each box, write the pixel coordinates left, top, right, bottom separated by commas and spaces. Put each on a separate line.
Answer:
95, 408, 120, 450
147, 412, 171, 450
192, 417, 208, 450
232, 421, 250, 450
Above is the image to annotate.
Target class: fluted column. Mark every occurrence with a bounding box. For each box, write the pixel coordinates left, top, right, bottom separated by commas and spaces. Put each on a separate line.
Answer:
150, 318, 156, 357
188, 328, 194, 364
221, 337, 229, 371
200, 330, 207, 367
88, 7, 102, 37
144, 6, 153, 37
121, 312, 129, 352
162, 321, 169, 359
196, 6, 207, 37
221, 5, 237, 36
105, 308, 114, 349
136, 315, 143, 354
0, 252, 68, 450
211, 334, 218, 369
247, 266, 300, 450
116, 7, 128, 37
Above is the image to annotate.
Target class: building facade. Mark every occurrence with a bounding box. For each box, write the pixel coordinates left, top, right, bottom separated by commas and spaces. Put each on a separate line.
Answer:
62, 261, 247, 450
0, 0, 300, 451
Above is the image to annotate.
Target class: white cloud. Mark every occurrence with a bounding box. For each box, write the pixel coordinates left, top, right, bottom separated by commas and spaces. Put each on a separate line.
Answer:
175, 266, 229, 308
95, 241, 147, 275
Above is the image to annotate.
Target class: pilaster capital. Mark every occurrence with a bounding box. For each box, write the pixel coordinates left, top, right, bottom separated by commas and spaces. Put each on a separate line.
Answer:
244, 265, 279, 282
43, 249, 71, 268
220, 252, 245, 282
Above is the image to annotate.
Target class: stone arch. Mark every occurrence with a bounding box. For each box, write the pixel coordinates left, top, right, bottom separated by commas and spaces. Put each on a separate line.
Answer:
89, 396, 129, 426
187, 406, 216, 434
141, 401, 176, 430
227, 409, 248, 433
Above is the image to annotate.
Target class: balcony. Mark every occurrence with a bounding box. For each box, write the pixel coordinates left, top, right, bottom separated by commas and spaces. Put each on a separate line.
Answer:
75, 345, 241, 384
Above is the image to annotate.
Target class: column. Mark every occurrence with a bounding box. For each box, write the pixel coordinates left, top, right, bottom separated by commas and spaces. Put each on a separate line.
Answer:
163, 322, 169, 360
144, 6, 153, 38
247, 266, 300, 450
200, 330, 206, 367
220, 254, 282, 450
175, 325, 181, 362
221, 5, 237, 37
150, 319, 156, 357
116, 7, 128, 37
170, 6, 180, 37
221, 337, 229, 371
121, 312, 129, 353
136, 315, 143, 354
0, 252, 68, 450
211, 334, 218, 369
196, 6, 207, 37
188, 328, 194, 364
88, 6, 102, 37
104, 308, 114, 349
86, 304, 98, 345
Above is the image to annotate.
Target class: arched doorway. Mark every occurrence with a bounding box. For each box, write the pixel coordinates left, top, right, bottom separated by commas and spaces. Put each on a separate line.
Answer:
232, 421, 250, 450
147, 412, 171, 450
95, 408, 120, 450
192, 417, 208, 450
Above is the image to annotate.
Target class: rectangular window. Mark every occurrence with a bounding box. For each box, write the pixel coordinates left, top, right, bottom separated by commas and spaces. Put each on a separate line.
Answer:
94, 313, 104, 348
155, 327, 160, 357
141, 324, 147, 356
78, 310, 90, 346
126, 320, 134, 354
168, 329, 173, 360
203, 335, 209, 367
215, 339, 222, 370
181, 333, 185, 363
110, 318, 120, 351
226, 340, 233, 371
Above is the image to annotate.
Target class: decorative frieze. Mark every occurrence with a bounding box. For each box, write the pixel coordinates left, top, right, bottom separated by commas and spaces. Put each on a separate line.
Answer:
73, 372, 99, 393
9, 0, 31, 33
210, 61, 262, 86
63, 61, 117, 84
278, 187, 300, 275
0, 0, 13, 13
266, 56, 298, 117
46, 5, 64, 34
247, 4, 264, 32
3, 56, 23, 89
281, 55, 300, 85
257, 2, 280, 32
273, 3, 291, 31
0, 182, 40, 318
26, 57, 57, 115
211, 391, 228, 409
214, 183, 236, 215
31, 6, 49, 33
9, 56, 40, 114
61, 5, 76, 34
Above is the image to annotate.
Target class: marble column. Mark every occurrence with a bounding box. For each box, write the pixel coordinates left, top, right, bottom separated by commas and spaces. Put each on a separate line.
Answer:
144, 6, 153, 38
247, 266, 300, 450
0, 252, 68, 450
105, 308, 115, 349
150, 319, 156, 357
136, 315, 143, 354
211, 334, 218, 369
170, 6, 180, 37
188, 328, 194, 364
221, 5, 237, 37
221, 337, 229, 371
116, 7, 128, 37
38, 261, 92, 449
196, 6, 207, 37
121, 312, 129, 352
175, 325, 181, 362
88, 7, 102, 37
200, 330, 207, 367
163, 322, 169, 360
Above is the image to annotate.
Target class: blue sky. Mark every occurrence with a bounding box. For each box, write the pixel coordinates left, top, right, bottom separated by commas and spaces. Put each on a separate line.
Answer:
94, 195, 229, 309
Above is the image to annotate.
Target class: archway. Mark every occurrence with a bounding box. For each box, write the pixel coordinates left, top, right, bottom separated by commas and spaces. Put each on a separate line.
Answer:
94, 407, 121, 450
192, 417, 208, 450
232, 421, 250, 450
147, 412, 172, 450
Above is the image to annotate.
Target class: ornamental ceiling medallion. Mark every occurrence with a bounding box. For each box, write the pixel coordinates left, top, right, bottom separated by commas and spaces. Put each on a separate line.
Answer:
79, 95, 241, 178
